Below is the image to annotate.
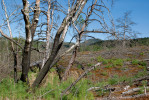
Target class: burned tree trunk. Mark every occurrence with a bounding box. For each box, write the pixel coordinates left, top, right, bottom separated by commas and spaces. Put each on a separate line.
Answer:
2, 0, 18, 83
21, 0, 40, 82
62, 0, 97, 81
62, 47, 78, 81
32, 0, 87, 88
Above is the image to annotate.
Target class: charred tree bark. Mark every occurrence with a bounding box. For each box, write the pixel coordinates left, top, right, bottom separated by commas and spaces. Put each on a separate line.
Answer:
62, 47, 78, 81
32, 0, 87, 88
62, 0, 97, 81
13, 52, 18, 82
21, 0, 40, 83
21, 0, 32, 83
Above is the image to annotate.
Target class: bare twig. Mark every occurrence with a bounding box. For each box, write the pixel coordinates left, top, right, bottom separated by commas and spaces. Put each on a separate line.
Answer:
0, 29, 23, 49
39, 89, 55, 98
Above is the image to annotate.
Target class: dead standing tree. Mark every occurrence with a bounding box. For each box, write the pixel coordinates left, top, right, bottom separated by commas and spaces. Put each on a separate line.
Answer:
1, 0, 18, 82
32, 0, 88, 88
62, 0, 115, 81
116, 11, 136, 47
32, 0, 116, 88
40, 0, 55, 69
0, 0, 21, 83
20, 0, 41, 82
1, 0, 115, 88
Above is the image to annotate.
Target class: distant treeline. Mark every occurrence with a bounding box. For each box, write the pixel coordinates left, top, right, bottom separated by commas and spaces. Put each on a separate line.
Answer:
79, 37, 149, 51
1, 36, 149, 52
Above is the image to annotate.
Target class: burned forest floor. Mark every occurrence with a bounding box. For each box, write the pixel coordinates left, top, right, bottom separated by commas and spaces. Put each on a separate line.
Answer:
57, 46, 149, 100
0, 46, 149, 100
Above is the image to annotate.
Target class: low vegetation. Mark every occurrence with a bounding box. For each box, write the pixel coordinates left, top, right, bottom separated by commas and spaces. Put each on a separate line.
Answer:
0, 37, 149, 99
0, 69, 94, 100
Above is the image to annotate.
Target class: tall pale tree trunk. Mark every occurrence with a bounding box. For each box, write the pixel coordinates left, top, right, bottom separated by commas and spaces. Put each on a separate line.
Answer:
2, 0, 18, 83
41, 0, 54, 69
123, 20, 126, 47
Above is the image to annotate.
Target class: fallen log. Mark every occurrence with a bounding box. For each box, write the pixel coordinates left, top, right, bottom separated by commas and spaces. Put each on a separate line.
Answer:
122, 87, 149, 95
133, 75, 149, 83
121, 93, 149, 99
61, 63, 102, 97
87, 86, 115, 92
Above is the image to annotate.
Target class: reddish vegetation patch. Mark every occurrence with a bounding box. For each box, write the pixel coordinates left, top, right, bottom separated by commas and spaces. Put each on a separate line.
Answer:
57, 46, 149, 99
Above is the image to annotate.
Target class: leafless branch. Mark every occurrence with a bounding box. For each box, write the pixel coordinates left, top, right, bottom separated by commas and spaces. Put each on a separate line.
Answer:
61, 62, 102, 97
0, 29, 23, 49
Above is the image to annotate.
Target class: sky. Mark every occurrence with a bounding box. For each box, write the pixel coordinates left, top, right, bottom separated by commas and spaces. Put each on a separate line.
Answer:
111, 0, 149, 38
0, 0, 149, 41
65, 0, 149, 41
83, 0, 149, 40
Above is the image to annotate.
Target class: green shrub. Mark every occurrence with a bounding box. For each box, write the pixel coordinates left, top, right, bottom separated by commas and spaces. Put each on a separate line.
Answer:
112, 59, 123, 66
132, 59, 140, 65
140, 52, 144, 56
132, 60, 147, 66
139, 61, 147, 66
138, 65, 144, 68
126, 58, 131, 61
95, 81, 108, 88
108, 75, 119, 85
87, 63, 93, 67
108, 78, 117, 85
97, 56, 104, 62
105, 64, 113, 68
68, 79, 94, 100
77, 65, 82, 69
102, 59, 109, 65
101, 71, 107, 76
97, 56, 124, 68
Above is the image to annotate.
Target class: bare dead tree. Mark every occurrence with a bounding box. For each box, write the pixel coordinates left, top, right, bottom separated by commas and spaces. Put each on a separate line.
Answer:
31, 0, 116, 88
32, 0, 88, 88
0, 30, 23, 49
116, 11, 137, 47
40, 0, 55, 69
0, 0, 23, 83
0, 0, 116, 90
20, 0, 41, 83
62, 0, 115, 81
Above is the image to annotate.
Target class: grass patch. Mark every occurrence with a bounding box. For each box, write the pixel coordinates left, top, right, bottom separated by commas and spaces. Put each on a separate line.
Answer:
138, 61, 147, 66
132, 59, 140, 65
0, 73, 94, 100
97, 56, 124, 68
101, 71, 108, 76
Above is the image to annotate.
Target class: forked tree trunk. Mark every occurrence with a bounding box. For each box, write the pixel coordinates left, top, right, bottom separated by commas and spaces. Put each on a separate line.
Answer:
62, 0, 97, 81
20, 0, 32, 83
32, 17, 71, 87
21, 0, 40, 82
32, 0, 87, 88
